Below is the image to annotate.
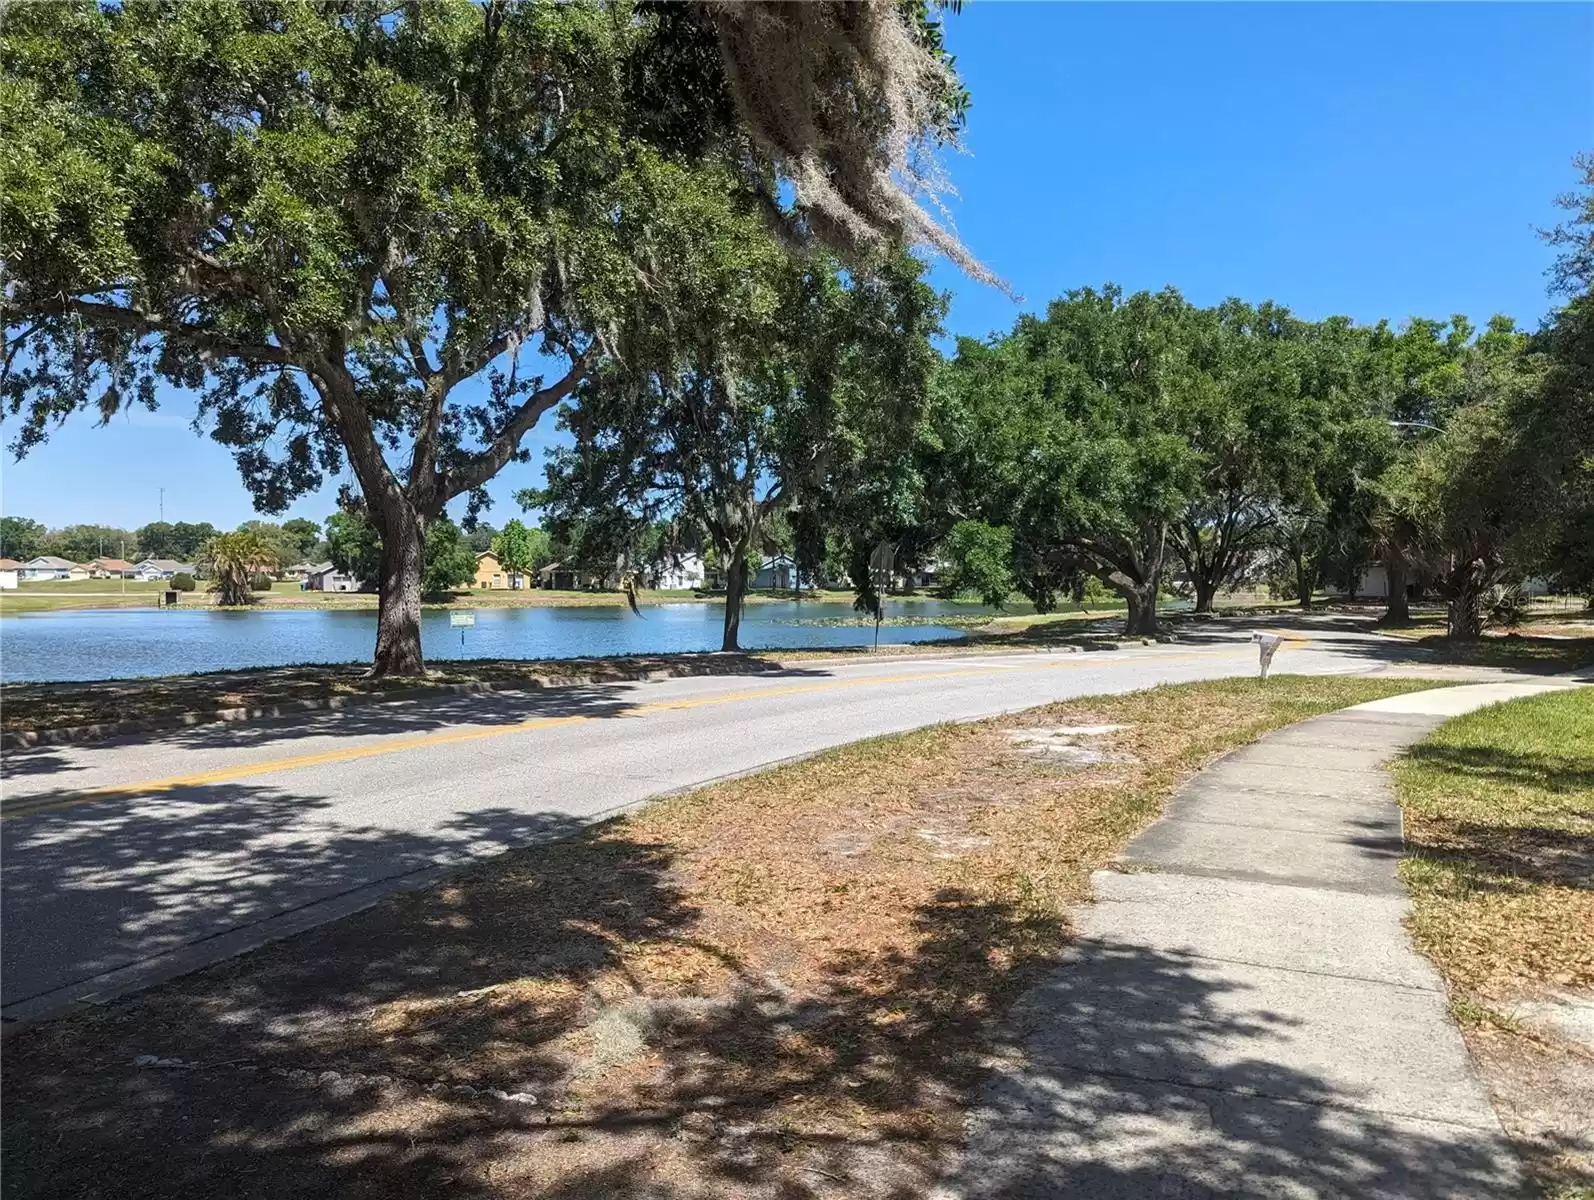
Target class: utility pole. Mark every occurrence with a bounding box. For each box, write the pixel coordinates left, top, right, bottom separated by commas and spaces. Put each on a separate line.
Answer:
121, 538, 127, 595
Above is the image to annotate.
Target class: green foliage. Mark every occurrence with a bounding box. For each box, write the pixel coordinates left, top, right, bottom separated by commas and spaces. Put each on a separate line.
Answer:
936, 285, 1209, 629
38, 523, 135, 564
0, 0, 854, 673
1376, 327, 1544, 636
0, 516, 46, 561
325, 510, 382, 585
236, 520, 298, 571
1484, 584, 1528, 630
491, 519, 544, 577
248, 572, 276, 593
136, 521, 219, 561
943, 520, 1015, 607
533, 249, 944, 645
169, 572, 195, 592
422, 517, 477, 598
1523, 156, 1594, 599
280, 518, 323, 563
201, 530, 273, 606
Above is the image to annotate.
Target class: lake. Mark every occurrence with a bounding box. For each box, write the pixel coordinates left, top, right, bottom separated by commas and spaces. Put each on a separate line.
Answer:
0, 599, 1006, 683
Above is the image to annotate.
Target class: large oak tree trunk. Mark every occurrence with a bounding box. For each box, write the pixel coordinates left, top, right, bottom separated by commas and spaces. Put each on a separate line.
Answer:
1193, 572, 1217, 614
372, 504, 427, 677
1123, 583, 1159, 635
721, 552, 748, 652
1384, 555, 1410, 624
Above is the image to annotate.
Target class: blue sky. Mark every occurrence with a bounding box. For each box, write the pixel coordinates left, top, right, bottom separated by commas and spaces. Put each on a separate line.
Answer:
4, 1, 1591, 533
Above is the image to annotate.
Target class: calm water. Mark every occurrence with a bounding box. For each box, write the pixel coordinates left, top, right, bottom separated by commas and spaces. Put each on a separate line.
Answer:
0, 599, 1008, 683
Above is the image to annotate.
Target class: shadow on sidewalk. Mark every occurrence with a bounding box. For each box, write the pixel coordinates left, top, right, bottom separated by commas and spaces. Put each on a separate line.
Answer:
961, 939, 1518, 1199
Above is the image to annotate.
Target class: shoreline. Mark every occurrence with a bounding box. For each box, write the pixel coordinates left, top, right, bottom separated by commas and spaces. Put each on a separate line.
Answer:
0, 587, 1016, 618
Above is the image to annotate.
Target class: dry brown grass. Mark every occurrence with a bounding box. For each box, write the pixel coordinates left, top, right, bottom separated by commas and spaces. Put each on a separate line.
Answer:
3, 675, 1435, 1199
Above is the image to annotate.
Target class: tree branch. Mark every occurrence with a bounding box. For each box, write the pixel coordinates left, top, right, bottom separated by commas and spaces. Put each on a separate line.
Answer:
58, 299, 296, 368
440, 355, 587, 499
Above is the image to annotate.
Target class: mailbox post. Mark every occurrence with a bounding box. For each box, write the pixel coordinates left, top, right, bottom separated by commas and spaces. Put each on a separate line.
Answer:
1252, 631, 1282, 680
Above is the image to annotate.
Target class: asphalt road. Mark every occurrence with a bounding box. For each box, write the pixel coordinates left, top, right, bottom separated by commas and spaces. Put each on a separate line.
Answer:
0, 626, 1429, 1021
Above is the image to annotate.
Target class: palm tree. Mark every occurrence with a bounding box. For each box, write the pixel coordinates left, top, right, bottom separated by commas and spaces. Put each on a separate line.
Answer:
201, 531, 271, 607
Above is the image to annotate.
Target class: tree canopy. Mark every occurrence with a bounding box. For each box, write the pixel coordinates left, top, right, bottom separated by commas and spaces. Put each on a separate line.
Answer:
533, 248, 944, 649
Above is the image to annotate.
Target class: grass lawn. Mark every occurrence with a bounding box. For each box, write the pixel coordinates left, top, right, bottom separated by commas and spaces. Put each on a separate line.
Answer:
2, 674, 1439, 1199
1394, 687, 1594, 1198
11, 577, 172, 593
0, 579, 304, 613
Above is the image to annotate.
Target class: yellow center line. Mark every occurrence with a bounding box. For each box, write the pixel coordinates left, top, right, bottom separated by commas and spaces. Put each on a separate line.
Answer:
2, 643, 1278, 820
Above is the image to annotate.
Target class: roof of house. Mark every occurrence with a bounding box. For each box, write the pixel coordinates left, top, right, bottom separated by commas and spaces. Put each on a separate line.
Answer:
305, 561, 342, 576
0, 558, 21, 570
135, 558, 194, 573
287, 561, 319, 572
23, 555, 81, 569
88, 557, 134, 571
476, 550, 501, 563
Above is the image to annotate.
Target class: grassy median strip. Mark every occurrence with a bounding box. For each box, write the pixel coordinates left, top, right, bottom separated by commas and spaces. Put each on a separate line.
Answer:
4, 674, 1436, 1199
1394, 687, 1594, 1199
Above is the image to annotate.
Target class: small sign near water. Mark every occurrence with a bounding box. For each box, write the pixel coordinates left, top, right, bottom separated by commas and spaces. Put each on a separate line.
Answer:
449, 611, 476, 628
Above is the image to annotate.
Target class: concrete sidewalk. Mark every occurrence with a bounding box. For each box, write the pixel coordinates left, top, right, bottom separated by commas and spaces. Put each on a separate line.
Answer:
953, 680, 1578, 1199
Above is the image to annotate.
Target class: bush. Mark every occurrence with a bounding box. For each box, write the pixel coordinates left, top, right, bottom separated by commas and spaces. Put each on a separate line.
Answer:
248, 572, 275, 593
170, 573, 196, 592
1484, 583, 1528, 630
1079, 576, 1114, 606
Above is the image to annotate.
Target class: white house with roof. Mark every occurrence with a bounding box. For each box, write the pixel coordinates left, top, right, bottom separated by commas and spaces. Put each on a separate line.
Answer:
654, 552, 706, 591
0, 558, 20, 589
18, 556, 89, 582
303, 561, 363, 592
130, 558, 196, 581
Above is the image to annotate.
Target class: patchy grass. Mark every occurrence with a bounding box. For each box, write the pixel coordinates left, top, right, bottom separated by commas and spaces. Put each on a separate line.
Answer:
1395, 687, 1594, 1197
1410, 634, 1594, 675
1396, 688, 1594, 997
2, 674, 1437, 1199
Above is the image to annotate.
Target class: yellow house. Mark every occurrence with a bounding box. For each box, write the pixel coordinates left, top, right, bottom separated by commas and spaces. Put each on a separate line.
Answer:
473, 550, 527, 589
473, 550, 506, 589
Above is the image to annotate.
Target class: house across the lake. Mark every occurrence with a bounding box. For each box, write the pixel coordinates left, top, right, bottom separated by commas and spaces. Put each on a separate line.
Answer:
0, 558, 20, 590
654, 552, 705, 591
537, 561, 580, 591
303, 562, 362, 592
473, 550, 527, 590
17, 556, 89, 582
283, 561, 319, 582
751, 554, 797, 591
130, 558, 196, 581
85, 557, 135, 579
